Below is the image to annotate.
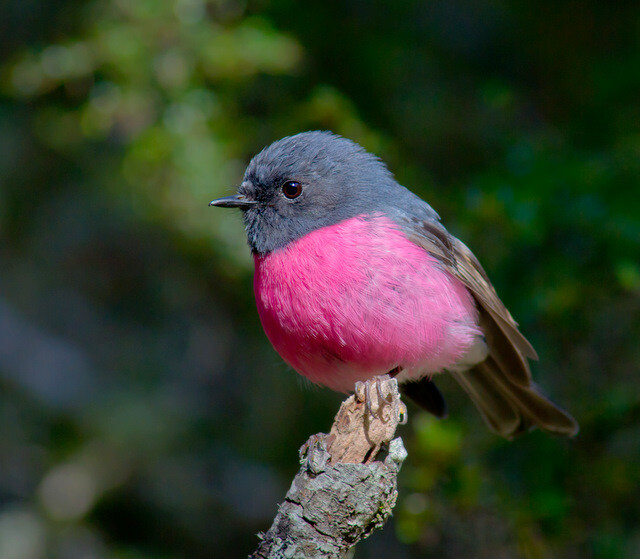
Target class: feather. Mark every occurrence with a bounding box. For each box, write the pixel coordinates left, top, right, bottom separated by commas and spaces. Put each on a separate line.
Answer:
400, 378, 448, 419
402, 216, 578, 437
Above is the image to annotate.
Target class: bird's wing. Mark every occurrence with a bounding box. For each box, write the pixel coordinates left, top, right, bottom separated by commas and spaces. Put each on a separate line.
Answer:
398, 213, 578, 437
402, 215, 535, 386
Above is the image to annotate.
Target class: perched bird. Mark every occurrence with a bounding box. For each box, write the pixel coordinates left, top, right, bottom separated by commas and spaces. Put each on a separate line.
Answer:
210, 131, 578, 438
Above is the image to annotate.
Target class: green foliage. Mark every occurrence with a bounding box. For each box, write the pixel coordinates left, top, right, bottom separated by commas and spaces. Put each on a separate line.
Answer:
0, 1, 639, 558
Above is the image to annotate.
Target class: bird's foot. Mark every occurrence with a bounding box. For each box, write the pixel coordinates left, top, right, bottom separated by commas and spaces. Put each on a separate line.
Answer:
355, 374, 408, 425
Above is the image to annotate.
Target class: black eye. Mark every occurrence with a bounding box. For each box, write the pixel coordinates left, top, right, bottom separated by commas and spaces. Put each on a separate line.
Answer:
282, 180, 302, 199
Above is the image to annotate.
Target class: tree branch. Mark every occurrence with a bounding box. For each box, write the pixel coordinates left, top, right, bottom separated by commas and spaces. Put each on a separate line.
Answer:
250, 376, 408, 559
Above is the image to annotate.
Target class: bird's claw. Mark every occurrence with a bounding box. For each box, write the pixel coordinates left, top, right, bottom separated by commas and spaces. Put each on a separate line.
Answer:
355, 374, 407, 424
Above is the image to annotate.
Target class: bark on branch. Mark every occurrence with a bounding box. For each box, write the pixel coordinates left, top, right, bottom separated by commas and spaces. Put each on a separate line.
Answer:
250, 376, 408, 559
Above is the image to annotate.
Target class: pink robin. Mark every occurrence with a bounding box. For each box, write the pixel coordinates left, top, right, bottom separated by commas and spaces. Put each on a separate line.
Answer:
210, 131, 578, 438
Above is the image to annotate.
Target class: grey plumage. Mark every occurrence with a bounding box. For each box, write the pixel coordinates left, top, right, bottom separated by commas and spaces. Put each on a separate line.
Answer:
240, 131, 439, 254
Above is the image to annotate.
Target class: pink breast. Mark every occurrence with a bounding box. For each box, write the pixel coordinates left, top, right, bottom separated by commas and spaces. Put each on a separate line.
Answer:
253, 214, 480, 392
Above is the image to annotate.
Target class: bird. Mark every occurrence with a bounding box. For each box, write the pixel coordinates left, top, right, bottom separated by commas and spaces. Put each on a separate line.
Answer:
209, 131, 578, 438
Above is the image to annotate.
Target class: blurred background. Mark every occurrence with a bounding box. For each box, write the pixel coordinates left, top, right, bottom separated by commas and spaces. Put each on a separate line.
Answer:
0, 1, 639, 557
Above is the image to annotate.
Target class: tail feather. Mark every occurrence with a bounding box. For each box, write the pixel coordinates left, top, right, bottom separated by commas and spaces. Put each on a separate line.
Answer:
449, 365, 523, 437
452, 356, 579, 438
400, 378, 448, 419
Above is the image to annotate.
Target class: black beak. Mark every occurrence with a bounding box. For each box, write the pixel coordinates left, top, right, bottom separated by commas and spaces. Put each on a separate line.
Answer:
208, 194, 257, 209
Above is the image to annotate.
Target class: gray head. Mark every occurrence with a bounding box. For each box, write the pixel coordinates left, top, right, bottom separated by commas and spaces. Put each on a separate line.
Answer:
209, 131, 436, 254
